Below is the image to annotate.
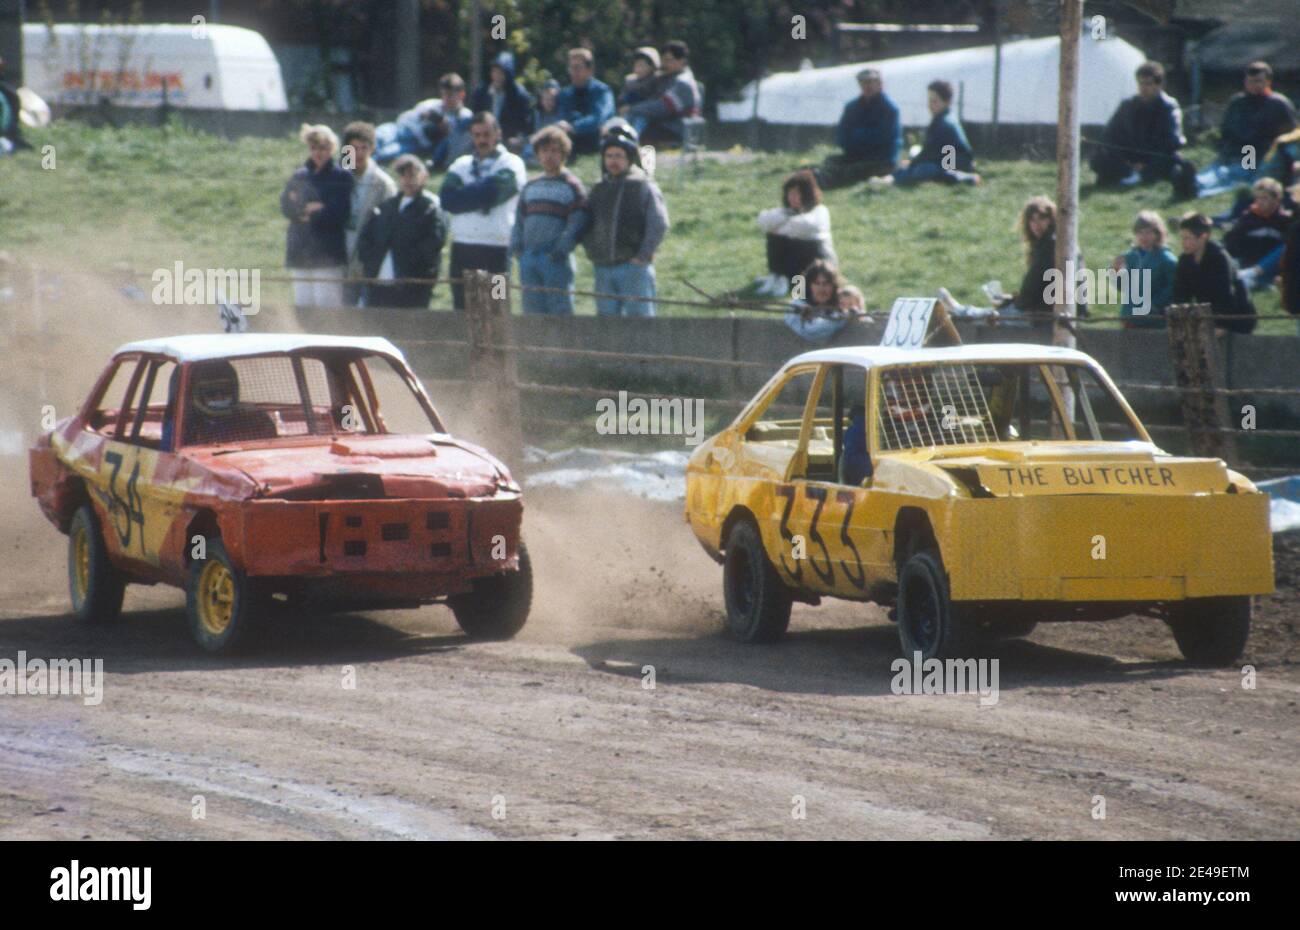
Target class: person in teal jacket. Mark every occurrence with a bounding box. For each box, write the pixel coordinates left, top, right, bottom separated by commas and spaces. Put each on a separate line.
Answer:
1117, 210, 1178, 329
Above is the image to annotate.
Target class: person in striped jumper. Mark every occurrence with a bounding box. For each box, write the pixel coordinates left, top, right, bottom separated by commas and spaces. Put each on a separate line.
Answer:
511, 125, 590, 315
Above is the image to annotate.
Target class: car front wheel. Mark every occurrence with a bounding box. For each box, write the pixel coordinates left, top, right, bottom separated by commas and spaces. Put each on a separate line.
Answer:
1167, 596, 1251, 667
897, 549, 973, 661
722, 519, 792, 643
67, 504, 126, 623
186, 539, 256, 653
450, 542, 533, 641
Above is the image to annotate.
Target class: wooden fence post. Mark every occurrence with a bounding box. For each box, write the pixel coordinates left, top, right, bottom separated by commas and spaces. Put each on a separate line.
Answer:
464, 268, 523, 469
1166, 302, 1238, 464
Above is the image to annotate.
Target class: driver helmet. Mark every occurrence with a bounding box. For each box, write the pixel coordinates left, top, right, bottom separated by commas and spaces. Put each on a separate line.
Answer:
190, 360, 240, 418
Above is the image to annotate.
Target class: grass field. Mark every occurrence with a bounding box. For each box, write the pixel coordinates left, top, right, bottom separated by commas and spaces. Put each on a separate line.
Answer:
2, 118, 1289, 331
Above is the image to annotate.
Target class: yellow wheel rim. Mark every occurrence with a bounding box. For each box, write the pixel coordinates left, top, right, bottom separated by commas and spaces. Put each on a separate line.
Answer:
72, 526, 90, 602
197, 561, 236, 637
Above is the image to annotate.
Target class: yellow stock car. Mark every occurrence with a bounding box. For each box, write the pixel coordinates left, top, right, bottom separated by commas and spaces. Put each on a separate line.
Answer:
685, 344, 1274, 666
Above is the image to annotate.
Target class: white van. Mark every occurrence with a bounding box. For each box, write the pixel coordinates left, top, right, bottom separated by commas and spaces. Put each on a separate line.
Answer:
22, 22, 288, 112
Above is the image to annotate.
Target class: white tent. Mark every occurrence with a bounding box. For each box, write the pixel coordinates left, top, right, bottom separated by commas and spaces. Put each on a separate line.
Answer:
718, 34, 1148, 127
23, 23, 288, 112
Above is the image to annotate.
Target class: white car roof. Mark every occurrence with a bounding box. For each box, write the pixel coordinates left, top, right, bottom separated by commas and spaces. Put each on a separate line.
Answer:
113, 333, 408, 364
784, 342, 1098, 371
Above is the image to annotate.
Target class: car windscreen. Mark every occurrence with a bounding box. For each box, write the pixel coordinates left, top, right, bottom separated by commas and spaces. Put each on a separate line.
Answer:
181, 352, 437, 446
874, 361, 1143, 452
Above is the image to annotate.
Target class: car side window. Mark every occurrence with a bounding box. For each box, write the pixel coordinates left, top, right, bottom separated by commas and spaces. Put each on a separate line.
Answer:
123, 359, 176, 450
87, 357, 146, 438
744, 369, 818, 444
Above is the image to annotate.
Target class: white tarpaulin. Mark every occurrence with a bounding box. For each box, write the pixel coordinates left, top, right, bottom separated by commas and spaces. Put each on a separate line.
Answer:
718, 34, 1148, 127
23, 23, 288, 111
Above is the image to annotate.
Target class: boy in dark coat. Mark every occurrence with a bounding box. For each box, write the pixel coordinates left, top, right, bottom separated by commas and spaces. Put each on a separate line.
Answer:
357, 156, 447, 309
1174, 212, 1257, 335
1090, 61, 1195, 197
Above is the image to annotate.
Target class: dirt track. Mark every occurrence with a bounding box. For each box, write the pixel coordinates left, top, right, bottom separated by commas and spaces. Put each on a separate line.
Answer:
2, 468, 1298, 840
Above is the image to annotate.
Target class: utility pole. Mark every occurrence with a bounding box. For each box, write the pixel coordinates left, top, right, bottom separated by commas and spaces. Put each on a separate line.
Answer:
0, 0, 23, 87
1054, 1, 1082, 371
469, 0, 482, 92
394, 0, 419, 106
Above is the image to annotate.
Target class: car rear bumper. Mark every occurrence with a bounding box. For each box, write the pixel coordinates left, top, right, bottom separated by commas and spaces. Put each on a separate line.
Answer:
228, 495, 523, 588
943, 493, 1274, 602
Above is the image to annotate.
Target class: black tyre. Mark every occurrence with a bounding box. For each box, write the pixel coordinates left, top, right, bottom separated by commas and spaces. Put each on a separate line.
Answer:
450, 542, 533, 641
897, 549, 973, 661
1167, 596, 1251, 667
185, 538, 257, 653
67, 505, 126, 623
722, 519, 792, 643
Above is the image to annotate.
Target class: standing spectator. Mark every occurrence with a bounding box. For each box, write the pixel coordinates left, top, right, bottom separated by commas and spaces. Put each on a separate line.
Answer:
871, 80, 980, 187
1090, 61, 1195, 197
1196, 62, 1297, 198
341, 122, 397, 306
375, 73, 473, 168
813, 69, 901, 190
618, 48, 665, 112
1116, 210, 1178, 329
1173, 212, 1256, 336
754, 170, 836, 297
581, 123, 669, 317
534, 79, 563, 132
281, 124, 353, 309
555, 48, 616, 156
784, 260, 861, 342
624, 40, 700, 146
470, 51, 534, 152
1225, 178, 1292, 290
357, 155, 447, 309
439, 113, 528, 311
511, 126, 589, 315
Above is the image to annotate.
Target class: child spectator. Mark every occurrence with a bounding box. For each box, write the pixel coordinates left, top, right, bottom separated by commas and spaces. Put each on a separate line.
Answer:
511, 126, 589, 315
580, 122, 669, 317
281, 123, 353, 309
357, 155, 446, 309
1116, 210, 1177, 329
1090, 61, 1195, 198
871, 80, 979, 187
1196, 62, 1297, 198
813, 69, 901, 190
754, 170, 836, 297
533, 79, 563, 131
439, 113, 528, 311
556, 48, 616, 156
341, 121, 397, 306
469, 51, 534, 152
784, 260, 861, 342
1173, 212, 1257, 335
624, 41, 701, 146
618, 48, 665, 112
1225, 178, 1292, 290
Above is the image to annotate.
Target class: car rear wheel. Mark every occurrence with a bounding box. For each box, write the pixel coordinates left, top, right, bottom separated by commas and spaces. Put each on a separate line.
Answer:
67, 505, 126, 624
450, 542, 533, 641
1167, 596, 1251, 667
186, 539, 256, 653
722, 519, 792, 643
897, 549, 973, 661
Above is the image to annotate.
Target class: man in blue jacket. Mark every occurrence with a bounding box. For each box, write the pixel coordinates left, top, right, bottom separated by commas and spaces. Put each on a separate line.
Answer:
872, 80, 980, 187
1091, 61, 1195, 198
1196, 61, 1297, 198
555, 47, 615, 156
814, 69, 901, 190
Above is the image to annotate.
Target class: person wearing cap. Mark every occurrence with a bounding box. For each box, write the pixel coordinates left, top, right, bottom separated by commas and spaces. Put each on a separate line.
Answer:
556, 48, 616, 155
580, 122, 669, 317
618, 47, 665, 111
469, 51, 535, 152
623, 40, 700, 146
814, 68, 901, 190
439, 112, 529, 311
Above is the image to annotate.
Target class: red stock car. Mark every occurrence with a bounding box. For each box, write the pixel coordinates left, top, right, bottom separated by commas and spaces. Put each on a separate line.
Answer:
29, 334, 531, 653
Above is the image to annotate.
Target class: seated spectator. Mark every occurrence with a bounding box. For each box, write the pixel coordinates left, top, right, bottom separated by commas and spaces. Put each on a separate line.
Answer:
1090, 61, 1195, 198
1196, 62, 1297, 198
375, 73, 473, 169
341, 121, 397, 306
784, 260, 862, 342
1116, 210, 1177, 329
580, 121, 669, 317
511, 126, 589, 315
555, 48, 616, 156
812, 69, 901, 191
624, 40, 700, 147
1173, 212, 1256, 335
470, 51, 534, 152
357, 155, 447, 310
281, 123, 353, 310
618, 47, 665, 111
533, 79, 562, 132
754, 169, 836, 297
1225, 178, 1292, 290
871, 80, 980, 187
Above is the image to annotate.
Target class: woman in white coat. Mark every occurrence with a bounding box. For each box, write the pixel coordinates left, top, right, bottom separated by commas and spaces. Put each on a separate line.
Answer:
754, 169, 837, 297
